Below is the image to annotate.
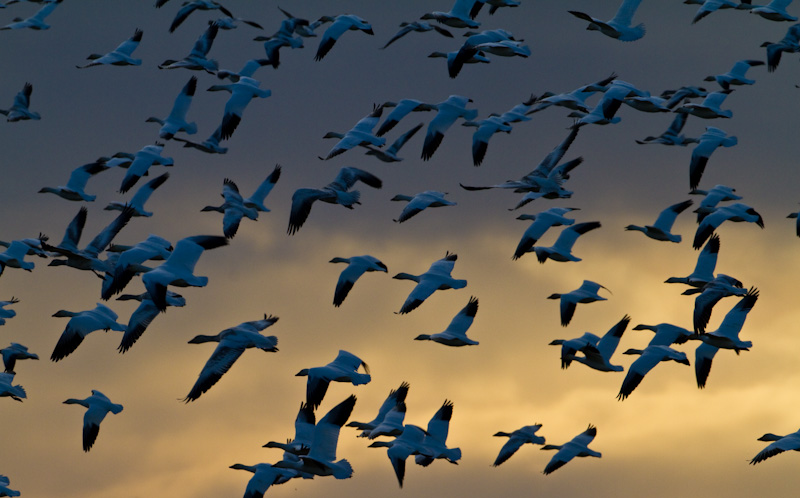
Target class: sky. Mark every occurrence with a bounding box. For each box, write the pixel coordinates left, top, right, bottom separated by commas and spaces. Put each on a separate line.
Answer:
2, 0, 800, 496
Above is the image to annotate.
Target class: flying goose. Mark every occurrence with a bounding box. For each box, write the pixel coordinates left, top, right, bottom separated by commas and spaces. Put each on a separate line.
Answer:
462, 115, 512, 165
314, 14, 374, 61
571, 80, 647, 127
0, 82, 40, 122
560, 315, 630, 372
690, 184, 742, 222
635, 112, 699, 146
531, 221, 602, 263
492, 424, 546, 466
748, 0, 797, 21
421, 95, 478, 161
329, 255, 387, 307
394, 251, 467, 314
750, 429, 800, 464
183, 315, 279, 402
527, 73, 617, 115
448, 29, 518, 78
50, 303, 126, 362
415, 399, 462, 466
617, 345, 690, 400
368, 424, 434, 488
0, 475, 20, 497
253, 21, 304, 69
263, 401, 316, 455
688, 126, 737, 191
568, 0, 646, 41
104, 172, 169, 217
704, 59, 765, 90
632, 322, 696, 346
688, 274, 748, 333
76, 28, 143, 68
665, 234, 720, 288
201, 178, 259, 239
674, 89, 734, 119
0, 0, 61, 30
116, 291, 185, 353
624, 199, 693, 242
761, 22, 800, 71
364, 123, 424, 162
420, 0, 481, 28
0, 372, 25, 402
692, 202, 764, 249
158, 21, 220, 73
541, 424, 602, 475
101, 234, 173, 300
321, 104, 386, 160
118, 142, 174, 194
145, 76, 198, 140
295, 350, 370, 409
391, 190, 456, 223
428, 49, 491, 77
229, 462, 295, 498
547, 280, 610, 327
376, 99, 437, 137
549, 332, 602, 369
685, 0, 750, 24
0, 240, 37, 277
471, 0, 521, 17
513, 207, 579, 260
207, 75, 271, 140
382, 20, 453, 49
63, 390, 123, 451
0, 297, 19, 326
415, 296, 480, 346
365, 402, 407, 439
347, 382, 410, 438
172, 124, 228, 154
215, 58, 271, 82
168, 0, 233, 33
1, 343, 38, 373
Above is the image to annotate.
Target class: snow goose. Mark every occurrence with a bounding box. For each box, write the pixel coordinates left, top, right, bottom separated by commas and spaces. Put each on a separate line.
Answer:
50, 303, 126, 362
183, 315, 279, 402
549, 332, 602, 369
687, 274, 748, 333
749, 0, 797, 21
0, 297, 19, 326
674, 89, 734, 119
692, 202, 763, 249
366, 402, 406, 439
104, 172, 169, 217
623, 94, 672, 113
492, 424, 546, 466
118, 142, 174, 194
274, 394, 358, 479
215, 58, 271, 82
428, 49, 491, 77
665, 234, 720, 288
252, 18, 304, 69
686, 0, 751, 24
420, 0, 481, 28
287, 167, 382, 235
761, 23, 800, 71
421, 95, 478, 161
531, 221, 601, 263
207, 76, 271, 140
471, 0, 521, 16
448, 29, 517, 78
661, 85, 709, 108
329, 255, 387, 307
568, 0, 646, 41
705, 59, 765, 90
493, 95, 537, 123
632, 322, 696, 346
295, 350, 370, 409
368, 424, 433, 488
624, 199, 693, 242
415, 296, 480, 346
365, 123, 424, 162
76, 28, 143, 68
0, 240, 37, 277
513, 207, 579, 260
172, 124, 228, 154
694, 287, 758, 388
376, 99, 436, 137
415, 399, 462, 466
158, 21, 220, 73
201, 178, 259, 239
63, 390, 123, 452
115, 291, 185, 353
145, 76, 198, 140
141, 235, 228, 312
750, 429, 800, 464
213, 16, 263, 30
561, 315, 629, 372
617, 345, 690, 400
527, 73, 617, 115
462, 115, 512, 165
168, 0, 233, 32
688, 126, 737, 190
0, 82, 40, 122
0, 372, 25, 402
382, 20, 453, 49
547, 280, 610, 327
264, 401, 316, 455
101, 234, 173, 299
691, 184, 742, 222
572, 80, 647, 127
541, 424, 602, 475
229, 462, 295, 497
0, 475, 20, 497
1, 343, 38, 373
347, 382, 410, 438
394, 251, 467, 314
636, 112, 699, 146
313, 14, 374, 61
391, 190, 456, 223
321, 104, 386, 160
0, 0, 61, 30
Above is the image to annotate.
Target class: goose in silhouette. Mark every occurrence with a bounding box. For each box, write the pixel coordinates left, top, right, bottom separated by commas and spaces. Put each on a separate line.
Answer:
665, 234, 720, 289
513, 207, 579, 260
761, 23, 800, 71
264, 401, 316, 455
365, 402, 407, 440
624, 200, 693, 242
288, 167, 382, 235
0, 234, 49, 260
118, 142, 174, 194
569, 0, 646, 41
211, 16, 263, 30
145, 76, 198, 140
207, 76, 271, 140
688, 274, 748, 333
531, 221, 601, 263
0, 373, 25, 402
548, 280, 610, 327
229, 462, 295, 498
750, 429, 800, 464
685, 0, 752, 24
215, 58, 271, 82
420, 0, 481, 28
705, 59, 764, 90
252, 21, 304, 69
382, 20, 452, 49
364, 123, 424, 162
749, 0, 797, 21
549, 332, 602, 369
428, 49, 491, 77
632, 322, 696, 346
141, 235, 228, 312
368, 424, 434, 488
50, 303, 126, 362
527, 73, 618, 115
277, 6, 321, 38
168, 0, 233, 32
376, 99, 437, 137
296, 350, 370, 409
394, 251, 467, 314
0, 0, 61, 30
63, 390, 123, 451
172, 124, 228, 154
391, 191, 456, 223
347, 382, 410, 438
321, 104, 386, 160
421, 95, 478, 161
0, 297, 19, 326
0, 475, 20, 497
314, 14, 374, 61
689, 127, 737, 190
329, 255, 387, 307
415, 399, 462, 466
274, 395, 358, 479
183, 315, 279, 402
541, 424, 602, 475
675, 89, 735, 119
471, 0, 521, 16
636, 112, 699, 146
492, 424, 546, 466
415, 296, 480, 346
572, 80, 648, 127
0, 82, 40, 122
1, 343, 38, 373
0, 241, 37, 277
462, 115, 512, 165
693, 202, 763, 249
448, 29, 518, 78
77, 28, 143, 68
617, 345, 690, 400
101, 234, 173, 300
690, 184, 742, 221
158, 21, 220, 73
104, 172, 169, 217
695, 287, 758, 388
116, 291, 185, 353
201, 178, 259, 239
561, 315, 630, 372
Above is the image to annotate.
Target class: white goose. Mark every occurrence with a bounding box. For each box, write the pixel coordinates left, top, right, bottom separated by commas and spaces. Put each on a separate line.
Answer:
749, 0, 797, 21
63, 390, 123, 452
102, 234, 173, 300
382, 20, 453, 49
547, 280, 610, 327
118, 142, 174, 194
750, 429, 800, 464
492, 424, 546, 466
617, 345, 690, 400
0, 297, 19, 325
366, 402, 406, 439
263, 401, 316, 455
632, 322, 695, 346
1, 343, 38, 373
665, 233, 720, 288
229, 462, 295, 497
420, 0, 481, 28
448, 29, 517, 78
704, 59, 765, 90
560, 315, 630, 372
0, 474, 20, 497
364, 123, 424, 162
368, 424, 433, 488
0, 0, 61, 30
347, 382, 410, 438
549, 332, 602, 369
636, 112, 699, 146
687, 274, 748, 333
686, 0, 751, 24
158, 21, 220, 74
376, 99, 436, 137
527, 73, 617, 115
513, 207, 579, 260
688, 126, 738, 191
421, 95, 478, 161
116, 291, 185, 353
394, 251, 467, 314
201, 178, 259, 239
215, 57, 271, 82
415, 399, 462, 466
462, 115, 512, 165
320, 104, 386, 160
183, 315, 279, 402
531, 221, 602, 263
0, 82, 40, 122
692, 202, 764, 249
145, 76, 198, 140
761, 23, 800, 71
207, 75, 271, 140
624, 199, 693, 242
415, 296, 480, 346
76, 28, 143, 68
172, 124, 228, 154
168, 0, 233, 33
329, 255, 387, 307
0, 240, 37, 277
0, 372, 26, 402
295, 350, 370, 409
391, 190, 456, 223
568, 0, 646, 41
104, 172, 170, 217
690, 184, 742, 222
541, 424, 602, 475
674, 89, 734, 119
50, 303, 126, 362
314, 14, 374, 61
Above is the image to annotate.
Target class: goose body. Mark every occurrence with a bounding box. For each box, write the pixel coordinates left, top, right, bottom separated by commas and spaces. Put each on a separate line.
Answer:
394, 251, 467, 314
295, 350, 370, 409
532, 221, 602, 263
420, 0, 481, 28
118, 143, 174, 194
329, 255, 387, 307
63, 389, 123, 451
0, 0, 61, 30
229, 462, 295, 498
665, 233, 720, 288
421, 95, 478, 161
1, 343, 38, 373
462, 115, 512, 165
624, 199, 693, 242
415, 296, 480, 346
368, 424, 433, 488
207, 76, 271, 140
705, 59, 764, 90
321, 104, 386, 160
513, 207, 579, 260
541, 425, 602, 475
527, 73, 617, 115
0, 241, 36, 276
116, 291, 185, 353
692, 202, 763, 249
263, 401, 316, 455
761, 23, 800, 71
0, 372, 26, 402
415, 399, 462, 466
50, 303, 125, 362
617, 345, 690, 400
448, 29, 517, 78
569, 0, 646, 41
104, 172, 169, 217
77, 28, 143, 68
201, 178, 259, 239
365, 123, 423, 162
391, 190, 456, 223
145, 76, 198, 139
691, 184, 742, 222
347, 382, 409, 438
493, 424, 546, 466
560, 315, 630, 372
158, 21, 220, 73
168, 0, 233, 33
749, 0, 797, 21
689, 274, 748, 333
314, 14, 374, 61
102, 234, 173, 300
547, 280, 610, 327
0, 297, 19, 326
675, 89, 734, 119
687, 0, 751, 24
376, 99, 436, 137
172, 124, 228, 154
636, 112, 699, 146
39, 161, 108, 201
0, 82, 40, 121
689, 126, 737, 190
750, 429, 800, 464
632, 322, 695, 346
382, 20, 452, 49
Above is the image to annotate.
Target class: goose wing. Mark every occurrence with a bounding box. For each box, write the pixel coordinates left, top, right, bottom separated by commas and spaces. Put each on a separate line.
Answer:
184, 340, 246, 402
